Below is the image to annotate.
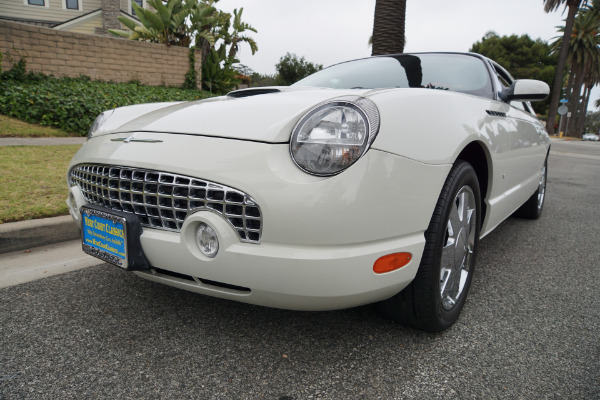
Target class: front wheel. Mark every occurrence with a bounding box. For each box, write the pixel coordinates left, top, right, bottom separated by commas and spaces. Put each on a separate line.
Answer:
376, 160, 481, 332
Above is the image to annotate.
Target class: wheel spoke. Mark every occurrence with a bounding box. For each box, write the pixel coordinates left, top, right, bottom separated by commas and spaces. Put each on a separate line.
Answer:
457, 269, 468, 293
537, 165, 546, 210
440, 268, 451, 296
457, 191, 468, 223
466, 207, 474, 226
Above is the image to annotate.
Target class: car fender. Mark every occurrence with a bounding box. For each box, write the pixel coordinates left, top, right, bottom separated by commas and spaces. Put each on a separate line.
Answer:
367, 88, 550, 236
367, 88, 500, 164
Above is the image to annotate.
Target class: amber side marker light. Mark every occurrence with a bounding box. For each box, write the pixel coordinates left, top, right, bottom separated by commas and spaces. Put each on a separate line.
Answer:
373, 253, 412, 274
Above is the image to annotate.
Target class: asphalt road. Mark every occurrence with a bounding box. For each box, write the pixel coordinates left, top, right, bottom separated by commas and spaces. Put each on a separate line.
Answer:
1, 139, 599, 399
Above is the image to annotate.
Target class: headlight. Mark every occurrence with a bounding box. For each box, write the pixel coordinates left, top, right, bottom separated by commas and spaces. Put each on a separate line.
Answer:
290, 97, 380, 176
87, 109, 114, 139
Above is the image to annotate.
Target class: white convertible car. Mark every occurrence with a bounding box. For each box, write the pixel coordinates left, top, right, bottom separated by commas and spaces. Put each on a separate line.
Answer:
67, 52, 550, 331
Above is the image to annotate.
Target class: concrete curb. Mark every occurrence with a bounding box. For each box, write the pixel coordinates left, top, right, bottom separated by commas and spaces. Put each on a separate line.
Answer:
0, 215, 80, 254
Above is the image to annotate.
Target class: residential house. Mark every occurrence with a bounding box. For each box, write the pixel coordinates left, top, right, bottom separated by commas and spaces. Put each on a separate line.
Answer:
0, 0, 145, 35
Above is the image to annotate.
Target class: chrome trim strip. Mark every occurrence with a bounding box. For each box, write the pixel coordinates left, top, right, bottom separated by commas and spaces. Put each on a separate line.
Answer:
110, 138, 164, 143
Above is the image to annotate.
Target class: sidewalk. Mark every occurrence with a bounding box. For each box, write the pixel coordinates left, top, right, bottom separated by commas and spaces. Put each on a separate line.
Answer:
0, 239, 98, 288
0, 137, 86, 146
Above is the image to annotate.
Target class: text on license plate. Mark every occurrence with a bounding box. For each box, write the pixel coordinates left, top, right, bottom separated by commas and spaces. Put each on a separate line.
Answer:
81, 209, 128, 268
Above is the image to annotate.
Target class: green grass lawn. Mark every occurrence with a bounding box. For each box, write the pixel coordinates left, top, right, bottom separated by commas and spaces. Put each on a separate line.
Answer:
0, 115, 81, 223
0, 114, 81, 137
0, 114, 77, 137
0, 145, 80, 223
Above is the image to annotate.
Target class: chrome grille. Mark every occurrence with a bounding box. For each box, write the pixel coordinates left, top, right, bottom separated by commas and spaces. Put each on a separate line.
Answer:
69, 164, 262, 243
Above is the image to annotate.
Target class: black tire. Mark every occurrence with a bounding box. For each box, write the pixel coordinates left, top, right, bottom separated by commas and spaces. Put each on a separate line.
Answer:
376, 160, 481, 332
515, 157, 548, 220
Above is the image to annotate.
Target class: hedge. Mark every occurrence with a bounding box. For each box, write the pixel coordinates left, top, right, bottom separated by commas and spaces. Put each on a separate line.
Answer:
0, 64, 215, 136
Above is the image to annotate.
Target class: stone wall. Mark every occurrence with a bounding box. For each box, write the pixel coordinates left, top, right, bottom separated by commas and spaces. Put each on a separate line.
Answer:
0, 20, 201, 88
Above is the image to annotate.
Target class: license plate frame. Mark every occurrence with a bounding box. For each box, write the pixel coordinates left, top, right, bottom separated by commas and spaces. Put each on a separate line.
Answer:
81, 207, 129, 269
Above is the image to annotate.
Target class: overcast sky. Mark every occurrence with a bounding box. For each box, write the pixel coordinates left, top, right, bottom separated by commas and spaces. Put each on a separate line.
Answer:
216, 0, 598, 108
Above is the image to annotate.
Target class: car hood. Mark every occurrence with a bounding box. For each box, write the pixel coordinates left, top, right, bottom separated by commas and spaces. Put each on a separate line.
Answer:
96, 87, 377, 143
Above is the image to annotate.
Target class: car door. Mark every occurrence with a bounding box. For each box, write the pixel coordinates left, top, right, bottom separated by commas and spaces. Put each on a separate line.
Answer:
483, 63, 548, 229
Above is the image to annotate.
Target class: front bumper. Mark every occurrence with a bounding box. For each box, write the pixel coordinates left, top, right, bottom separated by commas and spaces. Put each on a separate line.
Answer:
134, 210, 425, 310
67, 132, 451, 310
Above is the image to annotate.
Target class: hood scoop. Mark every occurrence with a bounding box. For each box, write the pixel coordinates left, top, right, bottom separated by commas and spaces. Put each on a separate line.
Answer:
227, 88, 282, 98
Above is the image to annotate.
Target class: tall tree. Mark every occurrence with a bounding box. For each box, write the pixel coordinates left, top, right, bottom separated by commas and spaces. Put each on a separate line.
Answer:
371, 0, 407, 56
543, 0, 583, 134
556, 2, 600, 136
470, 32, 558, 115
275, 53, 322, 85
577, 0, 600, 133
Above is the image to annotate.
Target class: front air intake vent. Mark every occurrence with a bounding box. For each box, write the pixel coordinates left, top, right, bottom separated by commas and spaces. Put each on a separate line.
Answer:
486, 110, 507, 117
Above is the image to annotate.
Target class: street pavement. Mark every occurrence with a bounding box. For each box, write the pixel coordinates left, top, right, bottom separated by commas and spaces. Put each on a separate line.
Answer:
0, 139, 598, 399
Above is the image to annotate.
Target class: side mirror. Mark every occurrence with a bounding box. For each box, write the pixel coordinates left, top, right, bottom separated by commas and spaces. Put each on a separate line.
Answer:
500, 79, 549, 103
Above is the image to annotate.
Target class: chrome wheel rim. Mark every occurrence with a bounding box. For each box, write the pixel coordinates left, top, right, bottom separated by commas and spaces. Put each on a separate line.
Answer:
440, 185, 477, 311
537, 164, 547, 210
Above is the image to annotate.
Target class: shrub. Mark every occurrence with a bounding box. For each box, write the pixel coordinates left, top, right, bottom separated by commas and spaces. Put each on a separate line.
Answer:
275, 53, 322, 86
0, 63, 215, 135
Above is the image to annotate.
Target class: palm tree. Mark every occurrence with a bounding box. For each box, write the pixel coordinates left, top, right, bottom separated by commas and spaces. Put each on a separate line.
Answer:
227, 8, 258, 61
371, 0, 407, 56
109, 0, 192, 46
544, 0, 583, 134
566, 2, 600, 134
551, 2, 600, 135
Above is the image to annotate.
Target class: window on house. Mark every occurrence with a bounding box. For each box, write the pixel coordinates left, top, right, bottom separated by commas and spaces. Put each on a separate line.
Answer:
66, 0, 79, 9
28, 0, 45, 5
132, 0, 143, 15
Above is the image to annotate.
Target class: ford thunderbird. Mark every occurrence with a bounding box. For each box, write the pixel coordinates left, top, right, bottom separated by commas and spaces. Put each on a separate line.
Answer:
67, 52, 550, 331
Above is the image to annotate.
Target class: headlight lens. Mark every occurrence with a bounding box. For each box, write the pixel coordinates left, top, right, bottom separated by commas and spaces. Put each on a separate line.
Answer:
290, 97, 380, 176
87, 110, 114, 139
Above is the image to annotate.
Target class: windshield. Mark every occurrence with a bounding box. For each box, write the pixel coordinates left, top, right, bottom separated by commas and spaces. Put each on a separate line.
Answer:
293, 53, 494, 98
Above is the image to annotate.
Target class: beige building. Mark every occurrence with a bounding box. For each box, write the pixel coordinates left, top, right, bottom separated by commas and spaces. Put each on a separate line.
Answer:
0, 0, 145, 35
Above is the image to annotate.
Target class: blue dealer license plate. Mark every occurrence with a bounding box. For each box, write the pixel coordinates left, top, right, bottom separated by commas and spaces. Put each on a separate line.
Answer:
81, 207, 128, 269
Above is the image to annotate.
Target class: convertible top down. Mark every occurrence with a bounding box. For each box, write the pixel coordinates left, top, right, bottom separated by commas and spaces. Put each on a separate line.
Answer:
68, 53, 550, 331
